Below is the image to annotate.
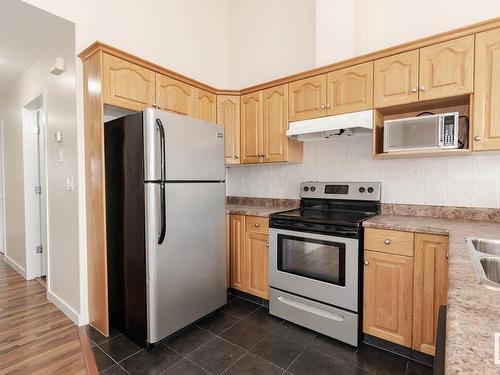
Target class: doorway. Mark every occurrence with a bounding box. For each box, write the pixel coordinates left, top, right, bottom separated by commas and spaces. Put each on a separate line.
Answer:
0, 121, 4, 255
22, 95, 48, 280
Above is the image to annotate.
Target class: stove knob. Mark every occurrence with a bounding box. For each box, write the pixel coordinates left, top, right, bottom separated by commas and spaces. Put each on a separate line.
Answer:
310, 186, 316, 192
367, 187, 374, 193
359, 187, 366, 193
303, 186, 309, 192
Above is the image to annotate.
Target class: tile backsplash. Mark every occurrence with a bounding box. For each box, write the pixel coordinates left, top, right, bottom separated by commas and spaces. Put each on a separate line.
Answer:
226, 134, 500, 208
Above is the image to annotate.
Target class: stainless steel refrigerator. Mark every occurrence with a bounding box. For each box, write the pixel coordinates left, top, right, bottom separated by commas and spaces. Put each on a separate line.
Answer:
105, 109, 226, 348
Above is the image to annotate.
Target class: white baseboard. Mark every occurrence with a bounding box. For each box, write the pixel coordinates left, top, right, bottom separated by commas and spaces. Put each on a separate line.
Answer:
5, 255, 26, 278
47, 290, 80, 326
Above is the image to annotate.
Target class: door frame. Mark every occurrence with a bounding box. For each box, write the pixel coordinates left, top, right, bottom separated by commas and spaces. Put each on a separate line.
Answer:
22, 93, 49, 280
0, 121, 5, 255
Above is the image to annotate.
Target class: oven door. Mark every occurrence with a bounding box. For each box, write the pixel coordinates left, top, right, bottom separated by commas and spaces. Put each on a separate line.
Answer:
269, 228, 359, 312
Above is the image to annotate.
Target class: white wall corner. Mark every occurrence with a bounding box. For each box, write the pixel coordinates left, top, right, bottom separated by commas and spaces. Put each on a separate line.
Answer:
4, 254, 26, 278
47, 289, 81, 326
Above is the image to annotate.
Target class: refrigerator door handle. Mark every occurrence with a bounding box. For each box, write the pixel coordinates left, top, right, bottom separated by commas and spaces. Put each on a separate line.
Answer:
158, 182, 166, 245
156, 118, 166, 181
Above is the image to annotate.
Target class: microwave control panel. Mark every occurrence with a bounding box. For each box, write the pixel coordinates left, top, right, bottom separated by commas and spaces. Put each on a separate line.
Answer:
442, 114, 458, 147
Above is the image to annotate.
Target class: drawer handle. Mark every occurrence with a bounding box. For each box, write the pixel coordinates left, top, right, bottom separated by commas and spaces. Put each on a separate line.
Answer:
277, 296, 345, 322
384, 239, 391, 245
255, 223, 260, 227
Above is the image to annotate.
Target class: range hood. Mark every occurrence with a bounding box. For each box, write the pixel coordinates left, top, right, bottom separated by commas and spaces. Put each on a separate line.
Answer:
287, 109, 373, 140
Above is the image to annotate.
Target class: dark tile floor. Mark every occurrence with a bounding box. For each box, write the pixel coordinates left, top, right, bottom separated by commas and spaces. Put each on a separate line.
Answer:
88, 297, 433, 375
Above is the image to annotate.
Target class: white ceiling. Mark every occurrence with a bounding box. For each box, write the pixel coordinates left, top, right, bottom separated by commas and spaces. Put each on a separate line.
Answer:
0, 0, 73, 91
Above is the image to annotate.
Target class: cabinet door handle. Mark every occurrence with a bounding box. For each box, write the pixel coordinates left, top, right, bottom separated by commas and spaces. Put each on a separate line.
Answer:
410, 87, 418, 93
364, 260, 369, 266
384, 239, 391, 245
266, 243, 269, 248
419, 85, 426, 92
235, 155, 239, 159
474, 136, 481, 142
254, 223, 260, 227
152, 104, 157, 108
326, 104, 331, 109
320, 104, 326, 109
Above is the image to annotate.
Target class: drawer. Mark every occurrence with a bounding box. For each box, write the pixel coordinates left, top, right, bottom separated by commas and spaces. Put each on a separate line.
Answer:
245, 216, 269, 234
365, 228, 414, 256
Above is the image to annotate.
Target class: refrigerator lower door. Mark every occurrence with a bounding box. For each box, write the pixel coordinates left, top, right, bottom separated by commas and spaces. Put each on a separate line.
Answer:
145, 181, 226, 344
143, 109, 225, 182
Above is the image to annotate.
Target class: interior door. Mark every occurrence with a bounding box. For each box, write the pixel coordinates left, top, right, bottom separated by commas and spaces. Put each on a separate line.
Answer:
145, 181, 226, 343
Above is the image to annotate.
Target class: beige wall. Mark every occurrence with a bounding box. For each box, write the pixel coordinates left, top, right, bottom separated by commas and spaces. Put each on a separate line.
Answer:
0, 28, 81, 320
316, 0, 500, 65
23, 0, 229, 88
227, 0, 316, 88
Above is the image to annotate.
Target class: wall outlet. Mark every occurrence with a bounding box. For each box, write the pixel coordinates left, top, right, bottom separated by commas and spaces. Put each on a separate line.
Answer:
66, 176, 74, 191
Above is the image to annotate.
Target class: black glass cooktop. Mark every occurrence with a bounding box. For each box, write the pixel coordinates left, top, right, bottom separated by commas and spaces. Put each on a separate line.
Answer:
270, 207, 377, 227
270, 198, 380, 230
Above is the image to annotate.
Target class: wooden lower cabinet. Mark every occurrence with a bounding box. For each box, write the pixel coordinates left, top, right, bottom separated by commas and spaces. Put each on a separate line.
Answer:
363, 229, 448, 354
229, 215, 269, 299
363, 250, 414, 347
412, 234, 448, 355
245, 232, 269, 299
229, 215, 246, 291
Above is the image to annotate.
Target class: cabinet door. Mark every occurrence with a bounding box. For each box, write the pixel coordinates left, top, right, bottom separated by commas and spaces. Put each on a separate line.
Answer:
327, 62, 373, 116
230, 215, 246, 291
289, 75, 327, 121
374, 50, 419, 108
102, 54, 156, 111
156, 74, 195, 117
419, 36, 474, 101
217, 95, 241, 164
241, 91, 263, 164
195, 89, 216, 123
245, 231, 269, 299
413, 234, 448, 356
263, 85, 289, 163
473, 28, 500, 151
363, 250, 414, 347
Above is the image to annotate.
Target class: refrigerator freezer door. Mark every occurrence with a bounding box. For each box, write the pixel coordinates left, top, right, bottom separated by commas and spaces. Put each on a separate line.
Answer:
145, 181, 227, 344
143, 109, 225, 181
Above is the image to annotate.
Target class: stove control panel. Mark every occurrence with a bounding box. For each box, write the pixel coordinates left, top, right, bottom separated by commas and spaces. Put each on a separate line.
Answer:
301, 182, 381, 201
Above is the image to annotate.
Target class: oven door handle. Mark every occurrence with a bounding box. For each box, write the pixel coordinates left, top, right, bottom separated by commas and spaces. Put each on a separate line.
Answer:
277, 296, 345, 322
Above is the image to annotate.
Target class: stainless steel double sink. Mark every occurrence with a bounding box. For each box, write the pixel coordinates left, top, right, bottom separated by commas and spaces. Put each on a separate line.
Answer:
466, 238, 500, 291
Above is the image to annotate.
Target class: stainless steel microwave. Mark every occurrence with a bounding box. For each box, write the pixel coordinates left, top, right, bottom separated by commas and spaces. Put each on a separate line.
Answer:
383, 112, 467, 152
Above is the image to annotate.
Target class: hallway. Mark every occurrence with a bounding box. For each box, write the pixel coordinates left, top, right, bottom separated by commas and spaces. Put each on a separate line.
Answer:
0, 255, 87, 374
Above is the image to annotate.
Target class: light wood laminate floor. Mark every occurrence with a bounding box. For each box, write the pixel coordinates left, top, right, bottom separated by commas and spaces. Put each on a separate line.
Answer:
0, 254, 87, 374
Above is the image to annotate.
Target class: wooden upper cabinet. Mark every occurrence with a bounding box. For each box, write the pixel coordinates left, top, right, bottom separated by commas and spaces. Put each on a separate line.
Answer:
102, 54, 156, 111
289, 75, 327, 121
241, 91, 263, 164
473, 28, 500, 151
363, 250, 414, 347
262, 85, 289, 162
374, 50, 419, 108
327, 62, 373, 116
217, 95, 241, 164
195, 89, 216, 123
230, 215, 246, 291
413, 234, 448, 356
419, 36, 474, 101
156, 74, 195, 116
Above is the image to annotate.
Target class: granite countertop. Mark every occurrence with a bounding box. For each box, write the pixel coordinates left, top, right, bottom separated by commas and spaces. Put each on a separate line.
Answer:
226, 197, 299, 217
226, 204, 291, 217
364, 215, 500, 375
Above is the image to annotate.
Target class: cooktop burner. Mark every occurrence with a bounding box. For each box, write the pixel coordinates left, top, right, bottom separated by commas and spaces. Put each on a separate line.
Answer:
271, 207, 378, 227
